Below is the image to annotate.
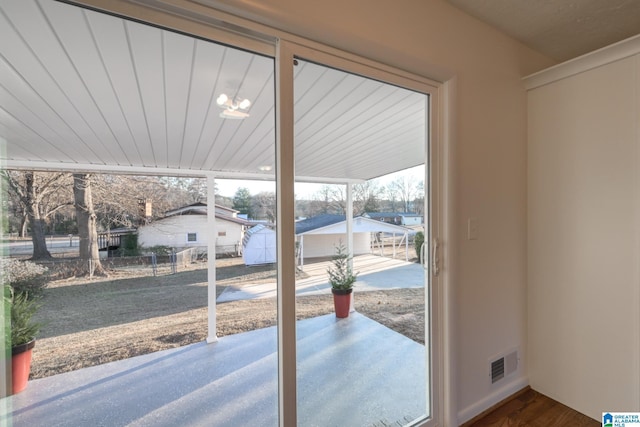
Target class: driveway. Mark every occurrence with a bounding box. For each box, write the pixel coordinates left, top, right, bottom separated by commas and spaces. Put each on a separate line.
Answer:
217, 254, 424, 302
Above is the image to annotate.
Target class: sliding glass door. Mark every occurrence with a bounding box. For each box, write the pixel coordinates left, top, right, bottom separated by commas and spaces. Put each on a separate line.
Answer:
0, 2, 442, 424
283, 43, 440, 426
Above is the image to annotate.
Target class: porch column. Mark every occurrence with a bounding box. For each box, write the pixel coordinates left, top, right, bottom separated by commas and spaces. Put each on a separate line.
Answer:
206, 174, 218, 343
346, 183, 354, 313
392, 232, 396, 259
346, 183, 354, 266
299, 235, 304, 269
405, 232, 409, 261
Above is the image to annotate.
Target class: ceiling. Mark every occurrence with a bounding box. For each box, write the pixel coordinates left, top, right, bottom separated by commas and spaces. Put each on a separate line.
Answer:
447, 0, 640, 62
0, 0, 425, 183
5, 1, 633, 182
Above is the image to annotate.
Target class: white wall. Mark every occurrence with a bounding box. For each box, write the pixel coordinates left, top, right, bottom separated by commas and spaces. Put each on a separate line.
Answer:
300, 233, 370, 259
216, 220, 244, 250
138, 215, 207, 248
138, 216, 243, 251
527, 51, 640, 419
401, 216, 422, 226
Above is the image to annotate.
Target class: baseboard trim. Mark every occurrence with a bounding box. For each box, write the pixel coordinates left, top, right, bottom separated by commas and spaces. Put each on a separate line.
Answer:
457, 376, 529, 425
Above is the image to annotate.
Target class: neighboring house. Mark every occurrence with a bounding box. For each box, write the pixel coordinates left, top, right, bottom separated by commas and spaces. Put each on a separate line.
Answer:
364, 212, 423, 226
137, 203, 253, 256
295, 214, 415, 260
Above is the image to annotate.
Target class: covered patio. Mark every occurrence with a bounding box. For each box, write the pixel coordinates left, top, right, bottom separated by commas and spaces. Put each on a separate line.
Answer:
3, 313, 426, 427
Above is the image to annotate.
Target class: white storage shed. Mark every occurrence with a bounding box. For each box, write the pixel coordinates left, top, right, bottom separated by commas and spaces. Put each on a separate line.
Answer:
242, 224, 277, 265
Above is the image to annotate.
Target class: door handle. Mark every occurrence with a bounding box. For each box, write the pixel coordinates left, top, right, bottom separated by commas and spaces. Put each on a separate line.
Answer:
432, 238, 440, 277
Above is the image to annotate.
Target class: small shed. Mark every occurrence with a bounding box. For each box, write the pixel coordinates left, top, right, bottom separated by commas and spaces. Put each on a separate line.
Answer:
243, 224, 277, 265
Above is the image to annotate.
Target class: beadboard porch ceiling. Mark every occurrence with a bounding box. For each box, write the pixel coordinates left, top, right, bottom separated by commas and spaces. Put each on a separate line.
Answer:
0, 0, 426, 182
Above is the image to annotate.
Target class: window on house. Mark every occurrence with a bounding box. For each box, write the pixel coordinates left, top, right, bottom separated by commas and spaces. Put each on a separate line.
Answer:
218, 231, 226, 237
186, 232, 197, 242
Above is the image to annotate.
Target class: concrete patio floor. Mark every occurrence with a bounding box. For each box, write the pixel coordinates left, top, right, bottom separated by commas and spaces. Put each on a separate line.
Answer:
1, 313, 428, 427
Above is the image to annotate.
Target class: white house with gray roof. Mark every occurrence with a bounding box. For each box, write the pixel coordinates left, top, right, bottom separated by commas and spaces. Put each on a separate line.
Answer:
137, 202, 252, 256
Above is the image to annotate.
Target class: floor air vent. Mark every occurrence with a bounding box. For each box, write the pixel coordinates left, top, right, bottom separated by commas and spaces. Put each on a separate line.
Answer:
490, 350, 519, 385
491, 357, 505, 384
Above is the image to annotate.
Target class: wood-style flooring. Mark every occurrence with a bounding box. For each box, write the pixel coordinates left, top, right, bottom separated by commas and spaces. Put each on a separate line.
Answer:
462, 388, 600, 427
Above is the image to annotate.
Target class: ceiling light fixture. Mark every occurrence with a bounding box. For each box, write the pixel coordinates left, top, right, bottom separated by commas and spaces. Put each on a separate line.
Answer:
216, 93, 251, 119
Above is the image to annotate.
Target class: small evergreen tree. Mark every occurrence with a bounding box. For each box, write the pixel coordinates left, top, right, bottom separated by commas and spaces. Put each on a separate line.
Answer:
327, 241, 358, 291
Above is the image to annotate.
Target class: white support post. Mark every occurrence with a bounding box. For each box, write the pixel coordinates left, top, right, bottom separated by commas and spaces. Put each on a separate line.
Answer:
206, 174, 218, 343
405, 232, 409, 261
346, 183, 354, 267
346, 183, 354, 313
276, 40, 297, 427
299, 235, 304, 270
392, 232, 396, 259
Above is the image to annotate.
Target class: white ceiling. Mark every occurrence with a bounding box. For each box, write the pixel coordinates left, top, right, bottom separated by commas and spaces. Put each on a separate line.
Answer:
447, 0, 640, 62
8, 1, 630, 182
0, 0, 426, 182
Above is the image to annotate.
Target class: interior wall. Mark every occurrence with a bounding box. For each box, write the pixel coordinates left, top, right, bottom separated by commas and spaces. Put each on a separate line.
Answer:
206, 0, 555, 422
528, 54, 640, 419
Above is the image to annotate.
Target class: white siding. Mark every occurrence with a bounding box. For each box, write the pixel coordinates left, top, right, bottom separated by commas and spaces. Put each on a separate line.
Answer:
138, 215, 243, 253
401, 216, 422, 226
300, 233, 370, 258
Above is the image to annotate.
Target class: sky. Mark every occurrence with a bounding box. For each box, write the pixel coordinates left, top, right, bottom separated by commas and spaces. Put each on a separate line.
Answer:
215, 165, 425, 199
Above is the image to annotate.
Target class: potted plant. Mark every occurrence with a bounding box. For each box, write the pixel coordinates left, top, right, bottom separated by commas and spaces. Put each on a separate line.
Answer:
6, 285, 41, 394
327, 242, 358, 318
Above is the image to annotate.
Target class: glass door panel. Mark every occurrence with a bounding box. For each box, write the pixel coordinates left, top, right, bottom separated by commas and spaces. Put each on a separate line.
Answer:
0, 2, 278, 425
292, 58, 432, 426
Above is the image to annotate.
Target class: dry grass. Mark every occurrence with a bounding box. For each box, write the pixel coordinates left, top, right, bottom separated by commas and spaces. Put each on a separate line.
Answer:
31, 257, 424, 379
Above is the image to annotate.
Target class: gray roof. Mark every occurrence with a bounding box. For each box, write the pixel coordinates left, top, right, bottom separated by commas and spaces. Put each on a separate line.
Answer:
365, 212, 421, 218
295, 214, 345, 234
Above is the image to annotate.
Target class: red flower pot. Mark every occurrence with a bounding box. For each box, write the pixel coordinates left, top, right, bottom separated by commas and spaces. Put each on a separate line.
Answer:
332, 288, 353, 318
12, 340, 35, 395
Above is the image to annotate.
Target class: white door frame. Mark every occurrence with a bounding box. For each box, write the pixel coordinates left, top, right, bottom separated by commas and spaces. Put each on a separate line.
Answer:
278, 40, 446, 426
50, 2, 452, 425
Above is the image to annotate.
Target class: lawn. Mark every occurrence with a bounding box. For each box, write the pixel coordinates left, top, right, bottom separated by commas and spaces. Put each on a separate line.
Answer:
32, 257, 424, 379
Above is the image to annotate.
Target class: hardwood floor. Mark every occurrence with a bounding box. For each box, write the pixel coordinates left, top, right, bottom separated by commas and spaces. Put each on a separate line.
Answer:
462, 388, 600, 427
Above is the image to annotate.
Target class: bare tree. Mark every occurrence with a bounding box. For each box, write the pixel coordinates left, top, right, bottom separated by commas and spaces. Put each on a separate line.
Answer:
3, 181, 28, 237
87, 175, 211, 230
353, 180, 382, 215
413, 180, 425, 215
383, 183, 400, 212
2, 171, 73, 259
307, 182, 384, 217
309, 185, 346, 215
159, 176, 208, 209
307, 185, 333, 216
389, 176, 420, 213
251, 191, 276, 222
92, 175, 157, 229
73, 173, 106, 276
